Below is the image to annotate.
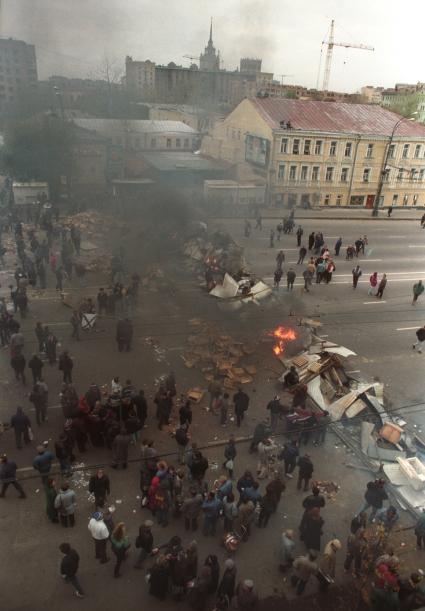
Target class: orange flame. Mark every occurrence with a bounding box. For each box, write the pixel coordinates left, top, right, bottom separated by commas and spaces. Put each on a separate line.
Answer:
269, 325, 297, 356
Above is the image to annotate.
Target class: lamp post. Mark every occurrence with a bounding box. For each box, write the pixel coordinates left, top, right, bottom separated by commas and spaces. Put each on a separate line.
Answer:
372, 114, 417, 217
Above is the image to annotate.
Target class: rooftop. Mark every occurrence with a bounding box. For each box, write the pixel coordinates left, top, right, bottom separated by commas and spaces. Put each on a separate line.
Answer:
250, 98, 425, 137
141, 151, 229, 172
73, 118, 197, 135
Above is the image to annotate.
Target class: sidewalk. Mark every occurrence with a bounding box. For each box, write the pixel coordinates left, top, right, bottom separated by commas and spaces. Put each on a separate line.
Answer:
210, 207, 424, 222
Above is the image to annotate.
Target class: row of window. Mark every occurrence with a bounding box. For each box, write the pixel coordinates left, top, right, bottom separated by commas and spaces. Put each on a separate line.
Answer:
277, 163, 425, 183
321, 193, 419, 206
112, 136, 195, 149
280, 138, 425, 160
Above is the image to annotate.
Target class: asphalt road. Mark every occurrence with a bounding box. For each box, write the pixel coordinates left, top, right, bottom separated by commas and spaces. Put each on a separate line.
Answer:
0, 215, 423, 611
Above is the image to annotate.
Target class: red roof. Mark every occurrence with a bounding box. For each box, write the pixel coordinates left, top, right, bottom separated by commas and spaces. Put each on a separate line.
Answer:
250, 97, 425, 138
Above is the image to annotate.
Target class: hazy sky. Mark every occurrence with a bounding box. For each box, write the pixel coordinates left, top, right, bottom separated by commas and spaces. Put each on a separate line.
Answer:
4, 0, 425, 92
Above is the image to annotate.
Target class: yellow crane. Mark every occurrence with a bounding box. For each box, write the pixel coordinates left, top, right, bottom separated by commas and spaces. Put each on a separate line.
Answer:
321, 20, 374, 91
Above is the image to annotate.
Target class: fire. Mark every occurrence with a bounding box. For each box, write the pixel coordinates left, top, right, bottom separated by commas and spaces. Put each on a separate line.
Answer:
269, 325, 297, 356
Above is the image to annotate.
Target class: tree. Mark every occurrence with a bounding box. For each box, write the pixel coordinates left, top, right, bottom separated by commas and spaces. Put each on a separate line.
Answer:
1, 116, 75, 199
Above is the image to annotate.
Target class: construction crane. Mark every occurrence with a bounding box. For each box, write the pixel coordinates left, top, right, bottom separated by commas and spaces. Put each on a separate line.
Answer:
183, 55, 199, 65
277, 74, 294, 85
321, 20, 374, 91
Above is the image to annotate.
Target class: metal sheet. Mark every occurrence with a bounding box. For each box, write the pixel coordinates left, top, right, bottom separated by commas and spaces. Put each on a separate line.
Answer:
209, 273, 239, 299
325, 346, 357, 358
307, 376, 328, 410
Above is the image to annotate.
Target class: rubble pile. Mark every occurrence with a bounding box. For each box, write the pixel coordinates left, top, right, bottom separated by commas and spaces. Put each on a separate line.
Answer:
182, 319, 257, 390
183, 229, 246, 277
60, 210, 125, 235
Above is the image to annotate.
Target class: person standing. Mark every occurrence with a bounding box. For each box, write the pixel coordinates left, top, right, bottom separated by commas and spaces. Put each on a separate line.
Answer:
89, 469, 110, 507
11, 352, 26, 384
334, 237, 342, 256
30, 380, 49, 426
55, 482, 77, 527
412, 280, 424, 305
33, 444, 54, 485
202, 492, 222, 536
287, 269, 296, 291
181, 487, 203, 532
58, 351, 73, 384
387, 205, 393, 217
297, 246, 307, 265
134, 519, 154, 569
175, 424, 190, 465
59, 543, 84, 598
35, 321, 46, 352
0, 454, 26, 498
111, 428, 131, 469
179, 399, 192, 428
368, 272, 378, 296
235, 580, 259, 609
276, 250, 285, 271
413, 325, 425, 353
45, 477, 58, 522
273, 268, 282, 290
296, 226, 303, 247
357, 479, 388, 521
269, 229, 275, 248
220, 393, 229, 427
111, 522, 131, 578
376, 273, 387, 299
88, 511, 110, 563
10, 406, 31, 449
308, 232, 315, 251
70, 311, 80, 341
297, 454, 314, 491
28, 353, 43, 384
217, 558, 237, 604
224, 436, 237, 478
352, 265, 362, 289
279, 530, 295, 572
302, 268, 312, 292
267, 396, 282, 432
291, 551, 318, 595
233, 388, 249, 428
414, 508, 425, 549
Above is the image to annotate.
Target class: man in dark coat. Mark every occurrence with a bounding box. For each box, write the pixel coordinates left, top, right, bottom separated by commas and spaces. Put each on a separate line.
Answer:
0, 454, 26, 498
133, 389, 148, 428
88, 469, 110, 506
111, 429, 131, 469
357, 479, 388, 520
116, 318, 133, 352
28, 353, 43, 384
297, 454, 314, 491
10, 406, 31, 448
58, 351, 73, 384
233, 388, 249, 427
59, 543, 84, 598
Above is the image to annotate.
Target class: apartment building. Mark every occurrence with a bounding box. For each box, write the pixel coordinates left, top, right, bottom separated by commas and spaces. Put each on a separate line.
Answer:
202, 97, 425, 208
0, 38, 38, 105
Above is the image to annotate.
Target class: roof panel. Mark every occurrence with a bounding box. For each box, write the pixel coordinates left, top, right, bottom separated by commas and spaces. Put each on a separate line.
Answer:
73, 118, 197, 135
250, 98, 425, 137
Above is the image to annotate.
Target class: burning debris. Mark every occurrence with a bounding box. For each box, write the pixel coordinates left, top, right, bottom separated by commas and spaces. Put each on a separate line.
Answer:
268, 326, 297, 356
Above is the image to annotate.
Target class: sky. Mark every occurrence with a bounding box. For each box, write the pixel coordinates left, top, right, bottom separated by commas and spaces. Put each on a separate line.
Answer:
3, 0, 425, 92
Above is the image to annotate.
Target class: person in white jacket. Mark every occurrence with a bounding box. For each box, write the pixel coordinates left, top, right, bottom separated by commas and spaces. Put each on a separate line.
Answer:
88, 511, 110, 563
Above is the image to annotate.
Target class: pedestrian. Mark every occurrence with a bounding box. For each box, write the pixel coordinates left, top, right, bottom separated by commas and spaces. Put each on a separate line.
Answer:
235, 579, 259, 610
134, 519, 154, 569
202, 492, 222, 536
255, 214, 262, 230
35, 321, 46, 352
414, 508, 425, 549
313, 410, 331, 445
0, 453, 26, 498
55, 267, 64, 291
357, 478, 388, 521
154, 480, 172, 527
88, 511, 110, 563
287, 268, 296, 291
181, 487, 203, 531
257, 490, 275, 528
222, 492, 238, 532
374, 505, 399, 532
11, 352, 26, 384
302, 486, 325, 512
297, 246, 307, 265
387, 205, 393, 217
179, 399, 193, 428
111, 522, 131, 578
149, 554, 170, 600
45, 330, 58, 364
320, 539, 342, 580
279, 530, 295, 572
300, 506, 324, 552
89, 469, 110, 507
28, 353, 43, 384
376, 273, 387, 298
238, 498, 255, 541
55, 482, 77, 527
70, 311, 80, 341
334, 237, 342, 256
267, 395, 282, 431
233, 387, 249, 427
10, 406, 31, 449
412, 280, 424, 305
45, 477, 58, 522
302, 269, 312, 292
344, 528, 366, 577
30, 380, 49, 426
297, 454, 314, 491
175, 423, 190, 465
217, 558, 237, 604
273, 268, 282, 289
223, 436, 237, 478
296, 226, 303, 247
368, 272, 378, 296
352, 265, 362, 289
55, 434, 72, 475
276, 250, 285, 271
112, 428, 131, 469
189, 450, 209, 482
291, 551, 318, 596
308, 232, 315, 251
280, 441, 299, 478
413, 325, 425, 353
59, 543, 84, 598
58, 351, 73, 384
116, 318, 133, 352
244, 219, 251, 238
220, 392, 229, 427
33, 444, 54, 485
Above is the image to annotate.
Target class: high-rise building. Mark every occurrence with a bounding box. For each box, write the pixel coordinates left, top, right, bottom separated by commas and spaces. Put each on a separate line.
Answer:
0, 38, 38, 106
199, 19, 220, 72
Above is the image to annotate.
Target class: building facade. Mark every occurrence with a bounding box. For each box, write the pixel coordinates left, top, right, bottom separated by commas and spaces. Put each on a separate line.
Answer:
381, 83, 425, 124
0, 38, 38, 106
202, 97, 425, 208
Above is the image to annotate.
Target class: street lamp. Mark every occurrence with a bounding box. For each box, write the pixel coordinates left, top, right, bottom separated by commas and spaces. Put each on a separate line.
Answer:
372, 113, 418, 217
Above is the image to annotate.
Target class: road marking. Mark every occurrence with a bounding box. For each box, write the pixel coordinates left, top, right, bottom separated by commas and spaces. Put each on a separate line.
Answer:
396, 326, 419, 331
388, 235, 406, 238
358, 259, 382, 262
363, 301, 386, 304
408, 245, 425, 248
346, 370, 361, 374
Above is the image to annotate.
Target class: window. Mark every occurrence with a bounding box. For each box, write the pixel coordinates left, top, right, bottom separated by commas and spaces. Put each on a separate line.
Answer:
304, 140, 311, 155
329, 141, 337, 156
402, 144, 410, 158
366, 143, 374, 158
415, 145, 422, 158
184, 138, 189, 148
411, 168, 417, 180
403, 194, 409, 206
300, 166, 308, 180
289, 165, 297, 180
278, 164, 285, 179
413, 194, 418, 205
336, 194, 342, 206
151, 138, 156, 148
344, 142, 352, 157
312, 166, 319, 181
192, 139, 197, 149
280, 138, 288, 153
315, 140, 323, 155
420, 169, 425, 181
392, 194, 398, 206
325, 166, 334, 182
292, 139, 300, 155
166, 138, 172, 148
363, 168, 371, 183
397, 169, 403, 181
324, 194, 331, 206
388, 144, 396, 159
340, 167, 349, 182
176, 138, 181, 148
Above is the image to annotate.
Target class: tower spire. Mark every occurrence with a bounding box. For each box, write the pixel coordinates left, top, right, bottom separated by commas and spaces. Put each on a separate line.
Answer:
209, 17, 213, 44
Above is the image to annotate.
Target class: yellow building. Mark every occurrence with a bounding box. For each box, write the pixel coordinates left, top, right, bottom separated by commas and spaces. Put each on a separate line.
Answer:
202, 97, 425, 208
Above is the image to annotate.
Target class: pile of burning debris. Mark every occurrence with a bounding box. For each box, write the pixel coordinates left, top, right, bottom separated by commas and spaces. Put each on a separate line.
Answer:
181, 319, 257, 390
60, 210, 126, 236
